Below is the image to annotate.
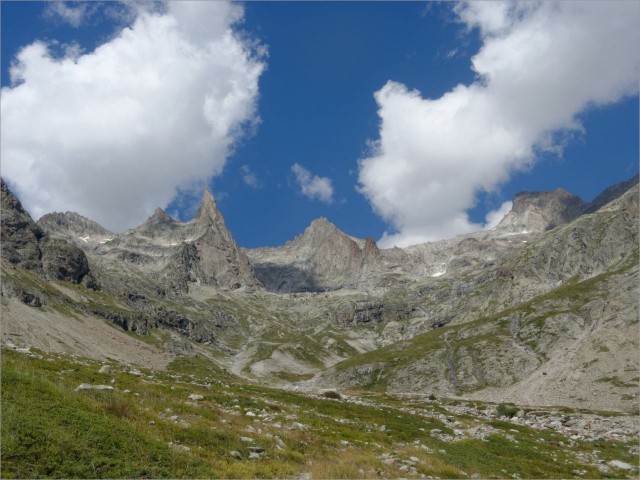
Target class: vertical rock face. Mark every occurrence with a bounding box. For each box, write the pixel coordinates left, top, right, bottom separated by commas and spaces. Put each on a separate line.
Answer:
1, 179, 44, 269
188, 189, 259, 290
1, 178, 96, 287
40, 238, 93, 286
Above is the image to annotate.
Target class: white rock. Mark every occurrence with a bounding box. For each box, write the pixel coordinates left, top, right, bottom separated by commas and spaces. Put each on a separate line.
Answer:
274, 436, 286, 449
188, 394, 204, 401
98, 365, 112, 374
168, 442, 190, 453
609, 460, 635, 470
75, 383, 114, 391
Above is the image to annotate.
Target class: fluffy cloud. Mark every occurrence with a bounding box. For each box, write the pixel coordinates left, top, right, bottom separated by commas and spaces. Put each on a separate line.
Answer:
2, 1, 264, 232
291, 163, 334, 204
359, 1, 639, 248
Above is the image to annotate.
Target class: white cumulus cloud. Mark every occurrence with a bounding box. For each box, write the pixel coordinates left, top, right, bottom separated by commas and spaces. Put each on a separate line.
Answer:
291, 163, 334, 204
358, 1, 639, 248
1, 1, 265, 232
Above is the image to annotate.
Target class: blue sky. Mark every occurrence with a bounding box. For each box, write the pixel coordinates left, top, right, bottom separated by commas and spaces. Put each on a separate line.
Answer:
2, 1, 638, 248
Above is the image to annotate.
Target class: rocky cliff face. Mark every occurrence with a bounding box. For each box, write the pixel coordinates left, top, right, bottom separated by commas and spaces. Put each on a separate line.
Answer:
496, 188, 585, 233
187, 189, 258, 290
1, 179, 45, 270
1, 179, 96, 288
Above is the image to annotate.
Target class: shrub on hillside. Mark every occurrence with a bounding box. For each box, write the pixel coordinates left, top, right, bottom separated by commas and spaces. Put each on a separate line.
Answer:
496, 403, 519, 418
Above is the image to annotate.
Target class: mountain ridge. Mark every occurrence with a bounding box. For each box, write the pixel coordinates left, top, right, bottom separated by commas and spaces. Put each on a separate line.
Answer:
1, 174, 638, 413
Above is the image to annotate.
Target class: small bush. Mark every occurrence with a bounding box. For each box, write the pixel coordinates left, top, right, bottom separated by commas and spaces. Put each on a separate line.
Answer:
428, 394, 437, 401
322, 390, 342, 400
496, 403, 519, 418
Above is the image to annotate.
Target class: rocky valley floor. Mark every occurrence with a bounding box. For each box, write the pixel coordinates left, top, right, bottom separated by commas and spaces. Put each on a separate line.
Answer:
2, 345, 638, 479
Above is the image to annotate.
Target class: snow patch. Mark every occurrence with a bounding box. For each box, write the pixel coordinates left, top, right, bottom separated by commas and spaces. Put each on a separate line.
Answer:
431, 262, 447, 277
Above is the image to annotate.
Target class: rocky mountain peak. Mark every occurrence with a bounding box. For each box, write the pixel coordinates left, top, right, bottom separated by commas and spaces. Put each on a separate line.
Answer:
302, 217, 339, 238
249, 218, 384, 292
195, 187, 223, 227
497, 188, 585, 233
511, 188, 584, 214
146, 207, 174, 226
38, 211, 113, 238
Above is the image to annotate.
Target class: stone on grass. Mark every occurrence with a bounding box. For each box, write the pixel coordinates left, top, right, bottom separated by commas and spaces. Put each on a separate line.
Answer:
75, 383, 114, 391
168, 442, 190, 453
98, 365, 112, 374
609, 460, 634, 470
188, 393, 204, 401
230, 450, 242, 460
274, 435, 286, 449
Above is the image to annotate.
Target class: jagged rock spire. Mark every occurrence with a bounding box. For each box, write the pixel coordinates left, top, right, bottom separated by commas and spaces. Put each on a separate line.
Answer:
195, 187, 223, 226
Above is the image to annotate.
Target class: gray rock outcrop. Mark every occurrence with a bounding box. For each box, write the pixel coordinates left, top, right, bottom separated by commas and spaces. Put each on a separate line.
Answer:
1, 178, 96, 287
1, 178, 45, 269
496, 188, 585, 233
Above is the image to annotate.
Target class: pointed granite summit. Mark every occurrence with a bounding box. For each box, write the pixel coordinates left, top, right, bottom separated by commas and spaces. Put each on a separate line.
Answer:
194, 187, 224, 226
176, 188, 260, 291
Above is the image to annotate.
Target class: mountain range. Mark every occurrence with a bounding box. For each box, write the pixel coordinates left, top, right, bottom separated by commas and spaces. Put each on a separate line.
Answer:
1, 174, 638, 413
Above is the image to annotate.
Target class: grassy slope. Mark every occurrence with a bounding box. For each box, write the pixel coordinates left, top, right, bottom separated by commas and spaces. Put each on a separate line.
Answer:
2, 349, 638, 479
